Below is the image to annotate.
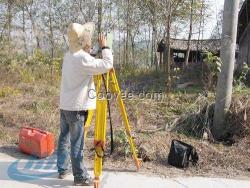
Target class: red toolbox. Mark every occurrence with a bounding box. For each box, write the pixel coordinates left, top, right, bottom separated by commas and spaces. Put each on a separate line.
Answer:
19, 127, 55, 158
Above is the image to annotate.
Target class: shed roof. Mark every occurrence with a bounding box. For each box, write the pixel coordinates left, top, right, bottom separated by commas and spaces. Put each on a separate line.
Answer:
169, 38, 221, 53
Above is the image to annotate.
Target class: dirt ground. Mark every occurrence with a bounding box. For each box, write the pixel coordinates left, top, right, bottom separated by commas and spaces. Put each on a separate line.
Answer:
0, 69, 250, 179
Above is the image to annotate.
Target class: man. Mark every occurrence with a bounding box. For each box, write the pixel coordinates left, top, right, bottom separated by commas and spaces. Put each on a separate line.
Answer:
57, 22, 113, 186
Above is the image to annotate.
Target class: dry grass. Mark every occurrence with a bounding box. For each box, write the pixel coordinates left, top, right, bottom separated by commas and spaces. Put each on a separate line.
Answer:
0, 81, 60, 145
0, 65, 250, 179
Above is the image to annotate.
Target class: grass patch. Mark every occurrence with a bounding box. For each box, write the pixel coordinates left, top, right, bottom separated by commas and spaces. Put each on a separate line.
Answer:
0, 125, 13, 144
172, 86, 204, 95
20, 99, 53, 113
233, 85, 250, 95
0, 86, 21, 98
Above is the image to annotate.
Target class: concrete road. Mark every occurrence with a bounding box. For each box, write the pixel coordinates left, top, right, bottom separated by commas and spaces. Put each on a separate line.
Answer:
0, 152, 250, 188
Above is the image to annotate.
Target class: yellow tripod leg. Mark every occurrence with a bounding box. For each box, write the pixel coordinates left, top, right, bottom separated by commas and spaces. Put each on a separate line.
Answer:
84, 74, 101, 139
109, 69, 142, 170
94, 99, 107, 188
84, 110, 94, 139
117, 95, 141, 170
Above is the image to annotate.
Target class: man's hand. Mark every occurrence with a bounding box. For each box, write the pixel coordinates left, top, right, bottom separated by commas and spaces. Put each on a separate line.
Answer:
98, 33, 107, 48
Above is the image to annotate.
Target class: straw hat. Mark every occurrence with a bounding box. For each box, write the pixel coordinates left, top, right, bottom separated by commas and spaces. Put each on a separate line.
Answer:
67, 22, 95, 53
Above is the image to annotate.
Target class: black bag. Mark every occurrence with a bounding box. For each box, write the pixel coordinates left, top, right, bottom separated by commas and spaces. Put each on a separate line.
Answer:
168, 139, 199, 168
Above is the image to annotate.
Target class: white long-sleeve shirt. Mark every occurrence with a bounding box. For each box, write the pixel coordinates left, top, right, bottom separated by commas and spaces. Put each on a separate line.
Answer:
59, 49, 113, 111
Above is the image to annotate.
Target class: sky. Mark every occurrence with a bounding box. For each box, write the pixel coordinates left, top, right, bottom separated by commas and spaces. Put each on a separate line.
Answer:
203, 0, 224, 39
174, 0, 225, 39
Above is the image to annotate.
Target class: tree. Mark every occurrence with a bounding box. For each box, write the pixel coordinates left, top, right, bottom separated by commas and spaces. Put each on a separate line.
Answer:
164, 0, 184, 91
47, 0, 55, 82
6, 0, 14, 43
210, 9, 223, 39
15, 0, 29, 56
24, 0, 41, 49
184, 0, 194, 69
165, 0, 172, 91
97, 0, 102, 33
212, 0, 240, 140
137, 0, 160, 69
196, 0, 205, 63
0, 0, 210, 74
77, 0, 96, 22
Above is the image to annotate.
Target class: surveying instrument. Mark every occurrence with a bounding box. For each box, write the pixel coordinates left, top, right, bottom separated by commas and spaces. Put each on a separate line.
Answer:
84, 33, 141, 188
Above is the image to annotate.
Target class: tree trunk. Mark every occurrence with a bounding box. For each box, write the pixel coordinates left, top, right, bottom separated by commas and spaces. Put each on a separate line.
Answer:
150, 3, 158, 71
117, 3, 121, 65
146, 25, 151, 67
166, 0, 172, 92
125, 29, 129, 64
196, 0, 204, 64
7, 0, 13, 44
212, 0, 240, 140
123, 29, 126, 64
22, 6, 28, 57
151, 27, 155, 69
125, 0, 130, 64
130, 34, 135, 64
152, 26, 157, 70
26, 4, 41, 49
48, 0, 54, 84
97, 0, 102, 33
184, 0, 194, 69
48, 0, 54, 59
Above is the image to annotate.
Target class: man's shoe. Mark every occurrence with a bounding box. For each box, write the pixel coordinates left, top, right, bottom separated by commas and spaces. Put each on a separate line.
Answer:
74, 176, 94, 186
58, 171, 70, 179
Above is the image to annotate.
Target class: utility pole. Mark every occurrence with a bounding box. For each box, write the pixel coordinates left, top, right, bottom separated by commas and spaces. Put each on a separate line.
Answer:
212, 0, 240, 140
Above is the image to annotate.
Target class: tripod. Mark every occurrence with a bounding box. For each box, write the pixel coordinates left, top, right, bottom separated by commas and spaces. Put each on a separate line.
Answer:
84, 68, 141, 188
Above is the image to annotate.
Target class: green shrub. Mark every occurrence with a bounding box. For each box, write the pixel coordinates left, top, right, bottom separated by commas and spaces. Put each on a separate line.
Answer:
235, 62, 250, 87
114, 130, 131, 157
203, 51, 222, 89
